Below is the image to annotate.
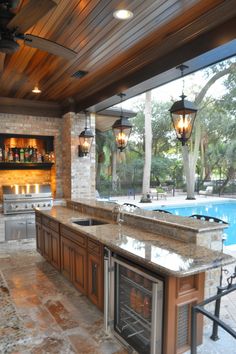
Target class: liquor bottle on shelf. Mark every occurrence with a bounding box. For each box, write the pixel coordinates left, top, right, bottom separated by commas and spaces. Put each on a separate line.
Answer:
24, 147, 29, 162
8, 148, 13, 162
0, 147, 3, 162
37, 152, 42, 162
28, 146, 33, 161
14, 148, 19, 162
19, 148, 24, 162
4, 146, 8, 161
32, 147, 37, 162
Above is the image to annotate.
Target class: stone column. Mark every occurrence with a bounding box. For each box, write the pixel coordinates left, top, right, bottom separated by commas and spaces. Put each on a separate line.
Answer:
62, 111, 96, 200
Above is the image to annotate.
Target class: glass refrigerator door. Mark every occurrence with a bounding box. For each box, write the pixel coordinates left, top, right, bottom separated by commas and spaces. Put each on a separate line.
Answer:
114, 260, 163, 354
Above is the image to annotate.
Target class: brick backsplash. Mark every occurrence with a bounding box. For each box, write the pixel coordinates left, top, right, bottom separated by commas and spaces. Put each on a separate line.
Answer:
0, 113, 62, 198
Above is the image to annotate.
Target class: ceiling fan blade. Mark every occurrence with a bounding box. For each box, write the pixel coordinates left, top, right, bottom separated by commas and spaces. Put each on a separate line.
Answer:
7, 0, 57, 33
24, 34, 77, 60
0, 53, 6, 72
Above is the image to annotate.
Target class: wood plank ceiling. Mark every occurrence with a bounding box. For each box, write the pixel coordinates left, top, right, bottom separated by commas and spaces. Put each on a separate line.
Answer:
0, 0, 236, 114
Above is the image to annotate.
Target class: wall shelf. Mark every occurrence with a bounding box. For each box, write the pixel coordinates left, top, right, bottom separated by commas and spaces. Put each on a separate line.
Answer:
0, 162, 54, 170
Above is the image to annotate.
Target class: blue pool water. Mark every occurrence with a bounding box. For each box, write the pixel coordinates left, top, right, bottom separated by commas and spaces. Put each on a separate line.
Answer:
144, 201, 236, 246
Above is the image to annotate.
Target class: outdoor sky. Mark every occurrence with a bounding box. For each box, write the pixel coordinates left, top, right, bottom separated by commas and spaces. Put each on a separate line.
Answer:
120, 70, 227, 111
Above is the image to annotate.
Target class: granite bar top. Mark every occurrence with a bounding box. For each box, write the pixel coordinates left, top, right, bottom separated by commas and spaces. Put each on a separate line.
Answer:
68, 198, 227, 233
36, 206, 235, 278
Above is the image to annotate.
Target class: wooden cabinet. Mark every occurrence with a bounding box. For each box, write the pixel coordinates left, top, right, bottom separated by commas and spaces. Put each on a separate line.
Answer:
36, 214, 104, 311
73, 242, 87, 295
39, 216, 60, 270
61, 235, 87, 295
43, 226, 51, 262
164, 274, 204, 354
61, 236, 73, 280
50, 230, 60, 270
36, 222, 44, 254
87, 239, 104, 311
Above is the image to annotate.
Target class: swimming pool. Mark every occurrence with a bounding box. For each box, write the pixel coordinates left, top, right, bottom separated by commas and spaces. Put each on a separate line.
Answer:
144, 201, 236, 246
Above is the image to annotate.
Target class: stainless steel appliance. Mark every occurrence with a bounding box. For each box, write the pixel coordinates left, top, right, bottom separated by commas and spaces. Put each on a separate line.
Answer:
5, 219, 36, 240
2, 184, 53, 215
104, 249, 164, 354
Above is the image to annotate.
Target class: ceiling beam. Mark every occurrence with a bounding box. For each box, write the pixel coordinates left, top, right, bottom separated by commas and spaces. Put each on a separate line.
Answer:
0, 97, 62, 117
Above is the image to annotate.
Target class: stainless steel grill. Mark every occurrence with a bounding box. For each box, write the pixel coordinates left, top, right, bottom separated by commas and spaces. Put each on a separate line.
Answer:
2, 184, 53, 214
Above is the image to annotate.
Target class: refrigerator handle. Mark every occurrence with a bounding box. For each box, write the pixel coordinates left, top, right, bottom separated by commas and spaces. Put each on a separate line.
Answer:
104, 248, 111, 333
151, 283, 158, 354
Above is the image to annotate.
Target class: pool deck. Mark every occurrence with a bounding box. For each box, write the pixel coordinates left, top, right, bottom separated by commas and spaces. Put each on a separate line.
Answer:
113, 193, 235, 208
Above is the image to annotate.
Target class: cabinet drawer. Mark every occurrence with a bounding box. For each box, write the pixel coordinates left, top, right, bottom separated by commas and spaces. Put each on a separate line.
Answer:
88, 239, 103, 256
42, 216, 50, 227
60, 225, 87, 248
49, 219, 59, 232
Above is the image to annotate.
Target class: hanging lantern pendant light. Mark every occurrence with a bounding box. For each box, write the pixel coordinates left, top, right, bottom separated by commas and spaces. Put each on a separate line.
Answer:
112, 93, 132, 151
169, 65, 198, 146
78, 111, 94, 157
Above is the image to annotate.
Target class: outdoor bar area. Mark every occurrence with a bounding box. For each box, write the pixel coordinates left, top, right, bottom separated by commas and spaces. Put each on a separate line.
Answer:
0, 1, 236, 354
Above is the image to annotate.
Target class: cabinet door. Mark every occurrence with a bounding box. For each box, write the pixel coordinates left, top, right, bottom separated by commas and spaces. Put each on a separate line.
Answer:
36, 222, 43, 254
88, 253, 103, 310
51, 230, 60, 270
43, 226, 51, 262
27, 219, 36, 238
72, 243, 87, 295
61, 236, 72, 281
5, 220, 27, 240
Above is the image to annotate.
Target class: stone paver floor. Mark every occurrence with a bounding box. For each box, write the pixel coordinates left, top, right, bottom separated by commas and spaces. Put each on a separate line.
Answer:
0, 239, 235, 353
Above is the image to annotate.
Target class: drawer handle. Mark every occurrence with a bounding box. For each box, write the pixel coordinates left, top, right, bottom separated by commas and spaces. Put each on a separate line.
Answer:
17, 222, 25, 225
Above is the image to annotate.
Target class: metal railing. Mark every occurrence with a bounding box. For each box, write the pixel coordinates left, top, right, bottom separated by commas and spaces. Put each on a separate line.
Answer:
97, 179, 236, 199
191, 266, 236, 354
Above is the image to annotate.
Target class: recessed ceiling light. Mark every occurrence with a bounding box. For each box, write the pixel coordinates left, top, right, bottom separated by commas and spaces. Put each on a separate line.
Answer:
113, 9, 133, 20
32, 85, 41, 94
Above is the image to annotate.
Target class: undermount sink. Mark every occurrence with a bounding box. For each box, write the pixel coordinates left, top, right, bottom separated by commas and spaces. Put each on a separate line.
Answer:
72, 218, 109, 226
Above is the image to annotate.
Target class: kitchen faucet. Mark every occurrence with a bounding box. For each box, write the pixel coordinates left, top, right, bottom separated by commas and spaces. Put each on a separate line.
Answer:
112, 204, 124, 225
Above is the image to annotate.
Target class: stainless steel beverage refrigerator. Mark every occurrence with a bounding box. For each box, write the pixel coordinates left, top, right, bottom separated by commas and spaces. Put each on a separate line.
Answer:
104, 248, 164, 354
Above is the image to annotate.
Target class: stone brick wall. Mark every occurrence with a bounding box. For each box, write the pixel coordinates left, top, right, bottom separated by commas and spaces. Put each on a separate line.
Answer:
0, 113, 62, 198
62, 112, 96, 200
0, 112, 97, 200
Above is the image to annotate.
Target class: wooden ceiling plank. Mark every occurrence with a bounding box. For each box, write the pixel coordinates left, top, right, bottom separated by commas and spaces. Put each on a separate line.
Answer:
38, 0, 183, 97
43, 0, 225, 101
0, 0, 233, 106
33, 0, 156, 90
42, 0, 223, 100
73, 0, 233, 99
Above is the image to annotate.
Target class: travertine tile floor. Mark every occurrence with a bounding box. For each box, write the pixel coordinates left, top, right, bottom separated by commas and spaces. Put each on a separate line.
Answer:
0, 239, 235, 354
0, 239, 127, 354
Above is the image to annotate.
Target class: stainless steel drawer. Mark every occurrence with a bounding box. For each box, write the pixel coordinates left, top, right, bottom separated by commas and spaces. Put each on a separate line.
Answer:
5, 218, 36, 240
5, 220, 27, 240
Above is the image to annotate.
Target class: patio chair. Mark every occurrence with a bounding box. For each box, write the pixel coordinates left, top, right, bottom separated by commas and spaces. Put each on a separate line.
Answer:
199, 185, 213, 196
122, 202, 140, 209
189, 214, 228, 224
153, 209, 172, 214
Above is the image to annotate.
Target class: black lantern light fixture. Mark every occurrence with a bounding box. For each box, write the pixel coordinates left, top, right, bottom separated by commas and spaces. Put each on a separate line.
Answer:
112, 93, 132, 151
78, 111, 94, 157
169, 64, 198, 146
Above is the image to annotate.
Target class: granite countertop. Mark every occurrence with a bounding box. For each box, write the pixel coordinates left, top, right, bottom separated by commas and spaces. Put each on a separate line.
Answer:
36, 206, 235, 278
69, 198, 227, 232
